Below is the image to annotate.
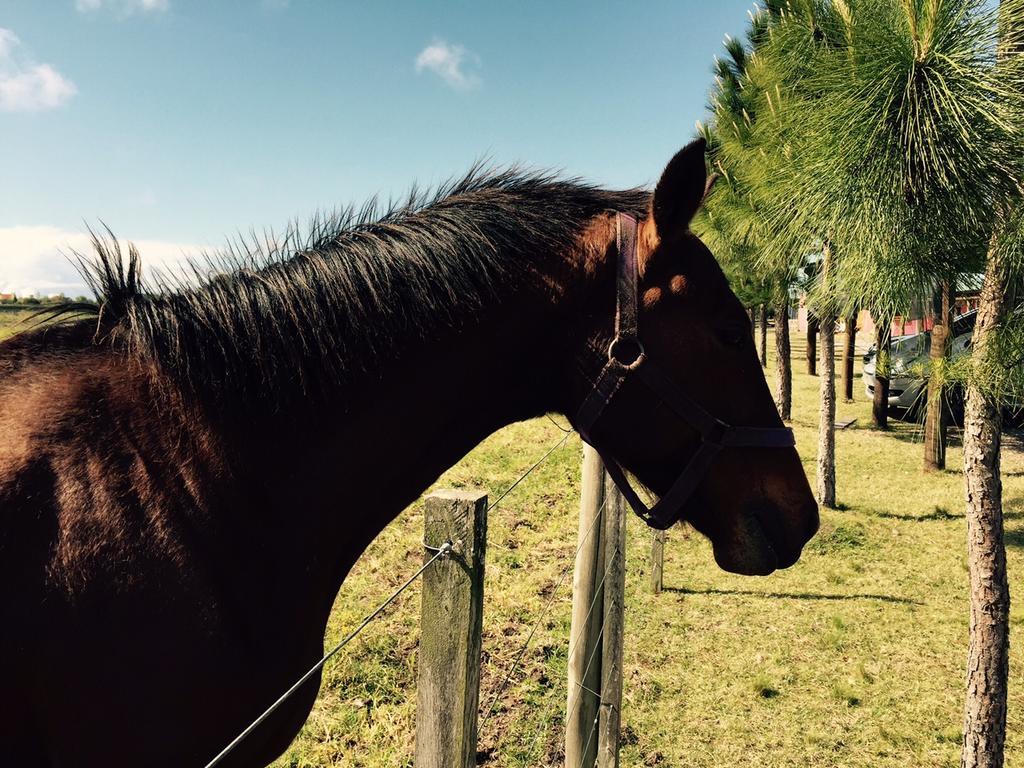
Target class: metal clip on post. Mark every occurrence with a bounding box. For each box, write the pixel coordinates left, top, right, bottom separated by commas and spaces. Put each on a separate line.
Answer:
423, 539, 455, 559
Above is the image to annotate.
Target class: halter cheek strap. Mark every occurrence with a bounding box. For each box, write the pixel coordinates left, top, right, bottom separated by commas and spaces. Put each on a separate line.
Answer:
574, 213, 796, 530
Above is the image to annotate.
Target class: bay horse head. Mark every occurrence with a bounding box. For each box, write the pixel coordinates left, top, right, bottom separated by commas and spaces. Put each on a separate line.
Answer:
569, 139, 818, 575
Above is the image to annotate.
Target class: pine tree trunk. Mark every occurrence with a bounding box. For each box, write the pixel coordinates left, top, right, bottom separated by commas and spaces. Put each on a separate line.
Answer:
775, 290, 792, 421
923, 323, 949, 471
817, 314, 837, 508
961, 251, 1010, 768
748, 306, 756, 336
842, 311, 857, 402
806, 314, 818, 376
872, 319, 891, 430
816, 246, 836, 509
961, 11, 1017, 757
924, 283, 952, 472
759, 304, 768, 368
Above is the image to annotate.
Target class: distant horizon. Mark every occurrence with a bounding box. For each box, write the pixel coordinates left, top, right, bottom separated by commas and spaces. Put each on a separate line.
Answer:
0, 0, 759, 297
0, 292, 89, 301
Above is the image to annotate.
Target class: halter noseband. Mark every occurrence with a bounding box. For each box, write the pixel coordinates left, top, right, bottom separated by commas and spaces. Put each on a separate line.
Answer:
575, 213, 796, 530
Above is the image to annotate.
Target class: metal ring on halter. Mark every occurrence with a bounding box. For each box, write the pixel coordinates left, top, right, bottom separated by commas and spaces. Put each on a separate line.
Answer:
607, 336, 646, 370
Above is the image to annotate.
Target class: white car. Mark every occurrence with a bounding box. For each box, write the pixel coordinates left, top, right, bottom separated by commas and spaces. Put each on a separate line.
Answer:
862, 311, 975, 415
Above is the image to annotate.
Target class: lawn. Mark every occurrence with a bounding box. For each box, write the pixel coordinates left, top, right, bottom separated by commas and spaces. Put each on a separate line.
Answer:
269, 325, 1023, 768
0, 309, 35, 341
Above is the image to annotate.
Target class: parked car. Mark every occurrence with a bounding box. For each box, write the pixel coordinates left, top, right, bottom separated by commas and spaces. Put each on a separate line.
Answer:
862, 310, 976, 417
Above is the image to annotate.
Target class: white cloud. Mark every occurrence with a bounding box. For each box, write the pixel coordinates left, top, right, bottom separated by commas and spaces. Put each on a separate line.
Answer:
0, 226, 204, 298
74, 0, 169, 15
0, 29, 17, 59
0, 29, 77, 113
415, 39, 481, 90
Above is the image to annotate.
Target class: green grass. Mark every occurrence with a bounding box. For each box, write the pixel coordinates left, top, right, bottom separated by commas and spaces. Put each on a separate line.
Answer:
270, 325, 1024, 767
0, 310, 35, 341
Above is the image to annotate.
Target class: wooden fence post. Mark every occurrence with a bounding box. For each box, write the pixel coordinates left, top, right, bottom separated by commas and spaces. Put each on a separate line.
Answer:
565, 445, 607, 768
414, 489, 488, 768
597, 472, 626, 768
566, 445, 627, 768
649, 529, 666, 595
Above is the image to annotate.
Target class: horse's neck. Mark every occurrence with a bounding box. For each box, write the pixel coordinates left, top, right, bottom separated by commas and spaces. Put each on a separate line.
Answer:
224, 249, 599, 617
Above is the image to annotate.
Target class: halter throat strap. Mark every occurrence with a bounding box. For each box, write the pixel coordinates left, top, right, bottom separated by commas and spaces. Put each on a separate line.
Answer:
574, 213, 796, 530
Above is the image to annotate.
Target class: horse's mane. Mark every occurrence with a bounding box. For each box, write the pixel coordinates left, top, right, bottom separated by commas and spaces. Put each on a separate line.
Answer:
62, 165, 651, 405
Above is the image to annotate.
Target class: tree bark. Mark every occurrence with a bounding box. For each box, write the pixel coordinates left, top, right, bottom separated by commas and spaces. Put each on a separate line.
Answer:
960, 8, 1017, 756
872, 319, 891, 430
924, 283, 953, 472
816, 247, 836, 509
817, 314, 837, 508
748, 306, 756, 337
759, 304, 768, 368
806, 313, 819, 376
775, 289, 792, 421
961, 250, 1010, 768
842, 311, 857, 402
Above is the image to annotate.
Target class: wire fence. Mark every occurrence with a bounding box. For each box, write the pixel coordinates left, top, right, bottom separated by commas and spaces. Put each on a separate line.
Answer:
487, 487, 620, 768
208, 419, 585, 768
479, 491, 609, 737
204, 540, 458, 768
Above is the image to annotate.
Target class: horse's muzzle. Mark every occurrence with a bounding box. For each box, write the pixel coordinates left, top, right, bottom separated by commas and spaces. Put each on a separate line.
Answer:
714, 499, 819, 576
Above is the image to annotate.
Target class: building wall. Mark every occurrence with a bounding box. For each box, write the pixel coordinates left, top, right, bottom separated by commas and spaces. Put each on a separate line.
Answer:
796, 294, 982, 337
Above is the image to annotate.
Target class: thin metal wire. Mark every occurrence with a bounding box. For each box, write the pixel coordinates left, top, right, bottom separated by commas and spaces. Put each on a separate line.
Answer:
203, 541, 454, 768
563, 538, 620, 735
520, 502, 620, 765
574, 513, 629, 768
478, 492, 608, 735
564, 587, 610, 731
574, 546, 625, 768
579, 710, 602, 768
483, 430, 573, 515
423, 538, 458, 555
545, 413, 574, 433
574, 682, 601, 700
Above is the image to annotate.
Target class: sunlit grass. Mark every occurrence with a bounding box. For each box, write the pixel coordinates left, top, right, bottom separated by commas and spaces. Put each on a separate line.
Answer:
0, 310, 33, 341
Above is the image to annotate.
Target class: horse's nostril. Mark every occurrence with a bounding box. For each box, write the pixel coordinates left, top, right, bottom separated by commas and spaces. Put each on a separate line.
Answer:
746, 498, 818, 569
747, 500, 781, 534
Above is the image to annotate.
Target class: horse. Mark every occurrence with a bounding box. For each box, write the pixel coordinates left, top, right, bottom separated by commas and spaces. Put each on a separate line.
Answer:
0, 139, 817, 766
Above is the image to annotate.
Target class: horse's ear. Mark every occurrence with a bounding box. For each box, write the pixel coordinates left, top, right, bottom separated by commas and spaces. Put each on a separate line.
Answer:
652, 138, 708, 241
703, 171, 720, 203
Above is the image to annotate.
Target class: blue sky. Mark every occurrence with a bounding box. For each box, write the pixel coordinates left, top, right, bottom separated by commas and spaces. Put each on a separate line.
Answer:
0, 0, 758, 296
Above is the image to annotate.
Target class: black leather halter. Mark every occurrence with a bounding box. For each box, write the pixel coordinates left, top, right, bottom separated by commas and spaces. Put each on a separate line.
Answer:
575, 213, 796, 530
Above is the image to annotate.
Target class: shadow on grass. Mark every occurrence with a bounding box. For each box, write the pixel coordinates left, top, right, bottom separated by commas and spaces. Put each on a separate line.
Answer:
865, 507, 964, 522
997, 496, 1024, 520
663, 586, 922, 605
868, 508, 1024, 522
1006, 526, 1024, 549
867, 423, 926, 446
853, 415, 969, 444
